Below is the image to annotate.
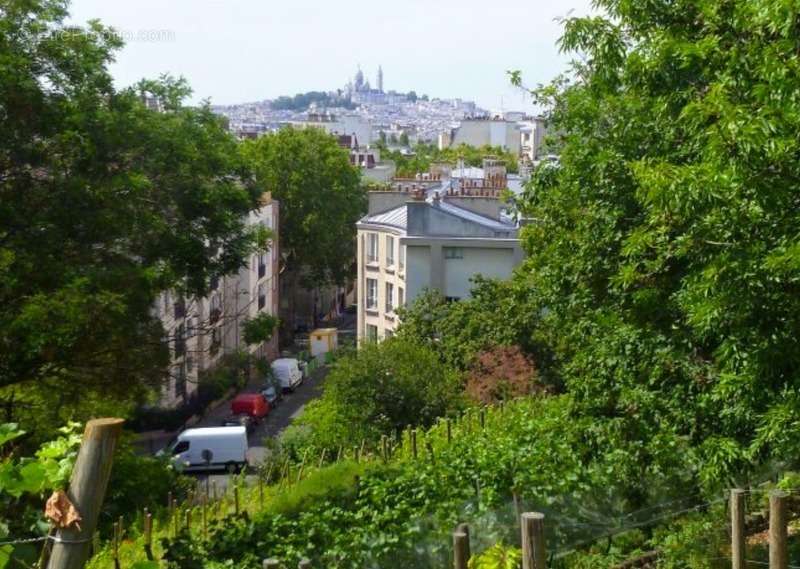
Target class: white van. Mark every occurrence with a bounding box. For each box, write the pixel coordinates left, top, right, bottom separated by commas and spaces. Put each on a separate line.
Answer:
271, 358, 303, 392
169, 426, 248, 473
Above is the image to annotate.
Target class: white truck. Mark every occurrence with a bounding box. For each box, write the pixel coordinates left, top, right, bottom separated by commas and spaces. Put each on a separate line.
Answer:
271, 358, 304, 392
169, 426, 248, 473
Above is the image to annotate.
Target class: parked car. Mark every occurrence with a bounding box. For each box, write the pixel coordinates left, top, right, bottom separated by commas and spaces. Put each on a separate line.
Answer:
271, 358, 303, 392
260, 384, 281, 407
230, 393, 270, 422
221, 414, 255, 434
168, 426, 248, 473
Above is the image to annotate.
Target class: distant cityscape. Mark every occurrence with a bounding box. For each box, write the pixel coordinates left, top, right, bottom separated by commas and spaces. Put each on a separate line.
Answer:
210, 66, 544, 154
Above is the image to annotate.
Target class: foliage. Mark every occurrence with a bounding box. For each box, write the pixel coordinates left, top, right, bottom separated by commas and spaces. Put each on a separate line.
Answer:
396, 281, 541, 372
465, 346, 542, 405
155, 397, 706, 569
501, 0, 800, 492
101, 437, 193, 533
242, 127, 365, 287
382, 143, 519, 177
0, 422, 82, 567
468, 543, 521, 569
270, 91, 355, 111
0, 0, 265, 429
280, 338, 463, 455
242, 313, 280, 346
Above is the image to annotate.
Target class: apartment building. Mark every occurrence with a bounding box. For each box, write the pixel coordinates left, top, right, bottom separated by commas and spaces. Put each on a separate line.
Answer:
155, 196, 280, 407
356, 161, 524, 342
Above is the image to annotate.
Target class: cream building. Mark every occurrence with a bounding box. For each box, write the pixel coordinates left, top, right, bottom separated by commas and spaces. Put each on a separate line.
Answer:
155, 197, 280, 407
356, 163, 524, 342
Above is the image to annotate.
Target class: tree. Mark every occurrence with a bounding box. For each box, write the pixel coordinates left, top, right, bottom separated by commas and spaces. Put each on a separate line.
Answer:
0, 1, 265, 429
242, 128, 365, 327
511, 0, 800, 488
282, 338, 463, 453
399, 131, 410, 146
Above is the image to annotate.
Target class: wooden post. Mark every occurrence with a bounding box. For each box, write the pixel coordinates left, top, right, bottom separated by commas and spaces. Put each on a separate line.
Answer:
770, 491, 788, 569
143, 510, 153, 561
480, 408, 486, 429
426, 440, 435, 465
262, 559, 280, 568
453, 531, 470, 569
446, 418, 452, 443
298, 559, 311, 569
353, 445, 360, 463
47, 418, 124, 569
381, 435, 388, 462
202, 500, 208, 540
318, 448, 327, 469
111, 521, 120, 569
185, 509, 192, 533
521, 512, 546, 569
411, 429, 418, 459
234, 485, 240, 515
730, 489, 745, 569
259, 477, 265, 510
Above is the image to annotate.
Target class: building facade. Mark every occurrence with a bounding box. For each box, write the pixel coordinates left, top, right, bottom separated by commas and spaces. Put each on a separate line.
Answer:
155, 196, 280, 407
356, 164, 523, 342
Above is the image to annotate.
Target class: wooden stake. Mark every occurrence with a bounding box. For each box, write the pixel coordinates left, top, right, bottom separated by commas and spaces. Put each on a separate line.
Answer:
426, 440, 435, 465
480, 408, 486, 429
185, 509, 192, 533
47, 418, 124, 569
770, 491, 788, 569
143, 510, 153, 561
234, 485, 240, 515
446, 418, 452, 443
112, 521, 120, 569
453, 531, 470, 569
730, 489, 745, 569
521, 512, 546, 569
318, 448, 327, 469
411, 429, 418, 459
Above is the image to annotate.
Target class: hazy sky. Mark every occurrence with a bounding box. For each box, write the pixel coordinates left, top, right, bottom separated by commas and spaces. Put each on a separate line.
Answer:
67, 0, 594, 111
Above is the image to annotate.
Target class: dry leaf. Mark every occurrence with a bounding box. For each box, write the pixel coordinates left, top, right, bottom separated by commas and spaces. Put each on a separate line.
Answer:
44, 490, 82, 530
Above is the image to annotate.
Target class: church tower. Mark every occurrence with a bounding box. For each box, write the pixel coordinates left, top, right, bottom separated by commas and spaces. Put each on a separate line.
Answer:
377, 65, 384, 93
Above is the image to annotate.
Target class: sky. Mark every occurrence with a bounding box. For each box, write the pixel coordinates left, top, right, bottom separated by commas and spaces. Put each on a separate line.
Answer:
67, 0, 595, 112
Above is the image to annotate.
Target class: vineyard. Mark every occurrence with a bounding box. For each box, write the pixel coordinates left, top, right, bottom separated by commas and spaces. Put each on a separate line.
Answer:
73, 397, 799, 569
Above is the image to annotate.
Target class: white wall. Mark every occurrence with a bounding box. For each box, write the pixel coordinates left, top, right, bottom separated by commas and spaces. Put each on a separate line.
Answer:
406, 245, 432, 304
443, 247, 515, 299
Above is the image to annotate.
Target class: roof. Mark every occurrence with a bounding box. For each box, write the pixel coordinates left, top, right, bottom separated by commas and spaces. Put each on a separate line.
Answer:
361, 205, 408, 230
359, 199, 516, 234
180, 426, 246, 437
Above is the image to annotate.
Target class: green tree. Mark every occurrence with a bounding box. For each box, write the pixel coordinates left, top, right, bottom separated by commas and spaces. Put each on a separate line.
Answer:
0, 0, 265, 428
512, 0, 800, 487
242, 128, 365, 327
399, 131, 410, 146
282, 338, 463, 453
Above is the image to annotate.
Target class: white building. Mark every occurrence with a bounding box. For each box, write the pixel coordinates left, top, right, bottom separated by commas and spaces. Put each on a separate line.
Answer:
356, 163, 523, 342
155, 196, 280, 407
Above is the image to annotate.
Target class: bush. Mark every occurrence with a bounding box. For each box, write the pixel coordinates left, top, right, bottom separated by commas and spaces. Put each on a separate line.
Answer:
281, 338, 463, 453
465, 345, 545, 405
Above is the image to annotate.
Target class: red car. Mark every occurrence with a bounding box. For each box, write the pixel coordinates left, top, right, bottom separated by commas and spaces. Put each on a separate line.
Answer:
230, 393, 270, 421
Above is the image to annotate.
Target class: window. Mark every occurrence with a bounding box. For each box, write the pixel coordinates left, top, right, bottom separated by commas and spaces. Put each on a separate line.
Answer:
366, 278, 378, 310
366, 324, 378, 343
174, 296, 186, 319
444, 247, 464, 259
174, 324, 186, 357
384, 329, 394, 339
399, 244, 405, 270
257, 282, 266, 310
258, 252, 267, 279
385, 282, 394, 313
175, 364, 186, 399
445, 296, 461, 302
366, 233, 379, 263
209, 294, 222, 323
398, 287, 405, 308
171, 441, 189, 455
386, 235, 395, 266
